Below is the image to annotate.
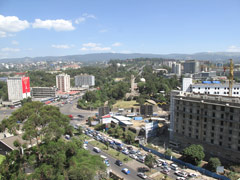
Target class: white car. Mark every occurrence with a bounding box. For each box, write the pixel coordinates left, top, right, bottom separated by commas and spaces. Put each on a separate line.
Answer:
176, 177, 185, 180
129, 154, 138, 159
137, 172, 147, 179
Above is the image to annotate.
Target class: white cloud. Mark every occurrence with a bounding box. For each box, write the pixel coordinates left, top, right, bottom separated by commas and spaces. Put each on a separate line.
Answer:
12, 40, 19, 45
80, 42, 111, 51
0, 31, 6, 38
99, 29, 108, 33
0, 15, 29, 33
112, 42, 122, 47
32, 19, 75, 31
227, 45, 240, 52
1, 47, 20, 52
121, 50, 131, 54
75, 13, 96, 24
82, 42, 100, 47
51, 44, 71, 49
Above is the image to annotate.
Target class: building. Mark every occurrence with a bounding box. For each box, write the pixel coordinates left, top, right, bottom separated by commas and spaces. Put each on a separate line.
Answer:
140, 105, 153, 116
170, 91, 240, 162
98, 106, 110, 117
74, 74, 95, 87
56, 74, 70, 92
172, 63, 182, 76
7, 77, 31, 101
182, 78, 240, 97
183, 60, 200, 74
31, 87, 56, 98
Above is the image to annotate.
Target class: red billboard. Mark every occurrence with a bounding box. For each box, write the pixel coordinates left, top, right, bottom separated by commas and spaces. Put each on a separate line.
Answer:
22, 77, 30, 93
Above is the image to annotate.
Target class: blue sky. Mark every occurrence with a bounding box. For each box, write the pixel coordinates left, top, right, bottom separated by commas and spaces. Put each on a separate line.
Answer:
0, 0, 240, 59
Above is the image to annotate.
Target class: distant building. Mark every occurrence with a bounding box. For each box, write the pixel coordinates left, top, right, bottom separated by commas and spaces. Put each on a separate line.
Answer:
7, 77, 31, 101
183, 60, 200, 74
98, 106, 110, 117
172, 63, 182, 76
74, 74, 95, 87
170, 91, 240, 162
140, 105, 153, 116
31, 87, 56, 98
182, 78, 240, 97
56, 74, 70, 92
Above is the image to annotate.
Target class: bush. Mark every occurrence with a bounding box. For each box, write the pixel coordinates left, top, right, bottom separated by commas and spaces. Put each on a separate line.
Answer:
182, 144, 205, 166
207, 157, 221, 172
164, 149, 172, 157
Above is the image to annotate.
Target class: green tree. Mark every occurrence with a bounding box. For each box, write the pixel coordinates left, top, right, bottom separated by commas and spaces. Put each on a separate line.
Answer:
207, 157, 221, 172
124, 130, 136, 144
182, 144, 205, 166
164, 149, 172, 157
144, 153, 156, 169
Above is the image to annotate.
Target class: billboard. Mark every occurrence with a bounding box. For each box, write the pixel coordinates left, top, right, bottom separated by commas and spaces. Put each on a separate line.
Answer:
22, 77, 30, 93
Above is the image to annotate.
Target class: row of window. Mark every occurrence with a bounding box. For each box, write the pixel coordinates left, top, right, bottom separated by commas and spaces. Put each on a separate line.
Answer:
192, 87, 240, 90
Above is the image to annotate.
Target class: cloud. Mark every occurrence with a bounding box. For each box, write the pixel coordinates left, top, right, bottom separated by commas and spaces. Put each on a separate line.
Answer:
82, 42, 100, 47
99, 29, 108, 33
12, 40, 19, 45
1, 47, 20, 52
51, 44, 72, 49
32, 19, 75, 31
227, 45, 240, 52
112, 42, 122, 47
75, 13, 96, 24
80, 42, 111, 51
0, 15, 29, 33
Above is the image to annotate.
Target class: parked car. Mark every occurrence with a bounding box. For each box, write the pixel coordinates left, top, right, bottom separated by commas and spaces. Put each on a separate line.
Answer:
115, 160, 123, 166
129, 154, 138, 159
65, 134, 70, 140
176, 177, 185, 180
93, 147, 101, 153
170, 163, 178, 170
188, 173, 197, 177
130, 150, 137, 154
127, 146, 133, 151
162, 169, 170, 175
122, 149, 129, 155
122, 168, 130, 175
137, 172, 147, 179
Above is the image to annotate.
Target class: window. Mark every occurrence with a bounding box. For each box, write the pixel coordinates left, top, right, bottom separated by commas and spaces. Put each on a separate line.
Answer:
219, 142, 222, 146
212, 126, 215, 131
212, 105, 216, 110
196, 129, 199, 133
238, 146, 240, 151
221, 114, 224, 119
221, 121, 224, 126
197, 116, 199, 120
204, 118, 207, 122
211, 133, 214, 137
219, 135, 223, 139
221, 106, 225, 111
229, 137, 232, 141
183, 107, 185, 112
196, 123, 199, 127
211, 139, 214, 144
190, 109, 192, 113
229, 130, 232, 134
220, 128, 223, 132
190, 115, 192, 119
197, 110, 200, 114
212, 119, 215, 124
230, 115, 233, 121
196, 135, 199, 139
189, 133, 191, 137
204, 124, 207, 128
229, 122, 232, 127
189, 121, 192, 125
212, 112, 215, 117
204, 131, 206, 135
203, 137, 206, 141
230, 108, 234, 113
205, 111, 207, 115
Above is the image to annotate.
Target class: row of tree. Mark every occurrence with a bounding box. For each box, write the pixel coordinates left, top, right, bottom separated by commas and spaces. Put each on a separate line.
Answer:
0, 102, 106, 179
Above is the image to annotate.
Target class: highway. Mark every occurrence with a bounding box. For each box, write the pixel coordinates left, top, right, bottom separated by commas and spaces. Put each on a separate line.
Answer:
88, 143, 147, 180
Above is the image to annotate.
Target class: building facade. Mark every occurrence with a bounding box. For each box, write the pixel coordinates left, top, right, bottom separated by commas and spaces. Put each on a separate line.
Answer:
182, 78, 240, 97
183, 60, 200, 74
74, 74, 95, 87
170, 91, 240, 162
31, 87, 56, 98
56, 74, 70, 92
7, 77, 31, 101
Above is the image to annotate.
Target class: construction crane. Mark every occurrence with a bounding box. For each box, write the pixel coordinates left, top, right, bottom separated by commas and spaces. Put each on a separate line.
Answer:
223, 59, 234, 96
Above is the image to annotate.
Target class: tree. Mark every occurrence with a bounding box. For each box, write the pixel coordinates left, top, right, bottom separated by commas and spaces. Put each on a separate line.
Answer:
144, 153, 156, 169
207, 157, 221, 172
164, 149, 172, 157
124, 130, 136, 144
182, 144, 205, 165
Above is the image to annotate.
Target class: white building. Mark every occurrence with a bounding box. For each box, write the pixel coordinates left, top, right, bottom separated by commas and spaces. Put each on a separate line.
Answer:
182, 78, 240, 97
172, 63, 182, 76
56, 74, 70, 92
7, 77, 31, 101
74, 74, 95, 87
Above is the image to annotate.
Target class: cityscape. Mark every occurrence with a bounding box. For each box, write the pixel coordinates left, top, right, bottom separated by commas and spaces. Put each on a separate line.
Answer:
0, 1, 240, 180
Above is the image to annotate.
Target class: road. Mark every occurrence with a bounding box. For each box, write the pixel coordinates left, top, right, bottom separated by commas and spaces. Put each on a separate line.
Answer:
0, 108, 16, 121
88, 143, 147, 180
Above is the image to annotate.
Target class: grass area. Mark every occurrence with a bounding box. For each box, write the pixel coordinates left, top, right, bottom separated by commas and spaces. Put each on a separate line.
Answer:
89, 140, 132, 163
0, 155, 5, 165
113, 100, 139, 109
152, 173, 173, 180
145, 168, 158, 176
78, 134, 91, 141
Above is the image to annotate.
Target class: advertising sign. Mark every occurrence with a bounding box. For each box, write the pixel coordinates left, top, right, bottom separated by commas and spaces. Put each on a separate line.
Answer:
22, 77, 30, 93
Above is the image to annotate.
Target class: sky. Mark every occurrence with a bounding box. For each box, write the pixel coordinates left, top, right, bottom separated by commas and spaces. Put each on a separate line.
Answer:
0, 0, 240, 59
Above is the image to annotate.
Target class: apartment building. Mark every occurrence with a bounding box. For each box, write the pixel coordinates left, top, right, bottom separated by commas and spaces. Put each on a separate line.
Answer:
170, 91, 240, 162
56, 74, 70, 92
74, 74, 95, 87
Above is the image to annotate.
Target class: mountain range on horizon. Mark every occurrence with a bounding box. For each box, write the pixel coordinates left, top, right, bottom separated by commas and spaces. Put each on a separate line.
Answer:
1, 52, 240, 63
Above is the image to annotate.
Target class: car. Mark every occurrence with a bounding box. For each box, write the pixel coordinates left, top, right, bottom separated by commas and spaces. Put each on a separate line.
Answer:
115, 160, 123, 166
162, 169, 170, 175
122, 149, 129, 155
129, 150, 137, 154
122, 168, 130, 175
170, 163, 178, 170
188, 173, 197, 177
93, 147, 101, 153
176, 177, 185, 180
78, 114, 85, 118
65, 134, 70, 140
175, 171, 188, 177
127, 146, 133, 151
104, 160, 110, 167
129, 154, 138, 159
137, 172, 147, 179
163, 166, 171, 171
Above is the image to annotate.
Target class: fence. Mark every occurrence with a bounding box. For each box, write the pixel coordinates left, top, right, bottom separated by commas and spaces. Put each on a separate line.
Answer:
140, 144, 230, 180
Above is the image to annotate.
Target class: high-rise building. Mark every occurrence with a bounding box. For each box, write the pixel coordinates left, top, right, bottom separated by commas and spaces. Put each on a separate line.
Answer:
172, 63, 182, 76
56, 74, 70, 92
183, 60, 200, 74
7, 77, 31, 101
74, 74, 95, 87
170, 90, 240, 162
140, 105, 153, 116
31, 87, 56, 98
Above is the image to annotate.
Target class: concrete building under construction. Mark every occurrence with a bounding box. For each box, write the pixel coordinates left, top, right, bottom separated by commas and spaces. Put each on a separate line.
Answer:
170, 90, 240, 163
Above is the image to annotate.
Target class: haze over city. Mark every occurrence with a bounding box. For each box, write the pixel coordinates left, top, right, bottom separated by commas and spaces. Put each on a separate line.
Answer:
0, 0, 240, 59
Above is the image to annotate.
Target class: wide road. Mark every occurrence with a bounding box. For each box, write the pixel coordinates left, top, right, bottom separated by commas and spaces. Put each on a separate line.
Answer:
88, 143, 148, 180
0, 108, 17, 121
